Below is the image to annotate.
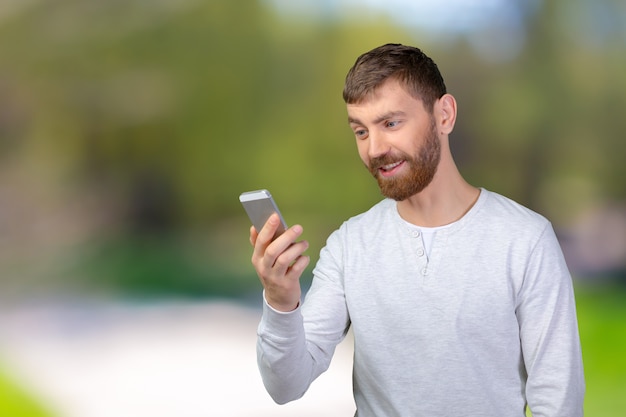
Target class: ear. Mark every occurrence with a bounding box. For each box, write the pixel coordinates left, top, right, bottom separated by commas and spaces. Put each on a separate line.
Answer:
435, 94, 457, 135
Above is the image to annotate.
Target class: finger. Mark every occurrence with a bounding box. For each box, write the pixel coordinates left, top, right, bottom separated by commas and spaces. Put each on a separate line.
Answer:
271, 239, 309, 275
252, 213, 282, 263
262, 224, 305, 271
258, 213, 282, 246
286, 254, 310, 280
249, 225, 258, 247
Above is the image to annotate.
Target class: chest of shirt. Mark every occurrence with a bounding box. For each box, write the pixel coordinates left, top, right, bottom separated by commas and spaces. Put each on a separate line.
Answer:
341, 229, 526, 345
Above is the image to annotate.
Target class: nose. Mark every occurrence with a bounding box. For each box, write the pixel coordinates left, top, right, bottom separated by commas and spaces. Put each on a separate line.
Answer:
367, 131, 389, 159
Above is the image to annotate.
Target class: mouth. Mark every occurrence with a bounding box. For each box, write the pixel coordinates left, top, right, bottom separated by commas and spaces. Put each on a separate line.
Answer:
377, 160, 405, 177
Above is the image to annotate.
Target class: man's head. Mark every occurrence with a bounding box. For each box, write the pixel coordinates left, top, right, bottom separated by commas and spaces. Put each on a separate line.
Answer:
343, 43, 447, 113
345, 44, 456, 201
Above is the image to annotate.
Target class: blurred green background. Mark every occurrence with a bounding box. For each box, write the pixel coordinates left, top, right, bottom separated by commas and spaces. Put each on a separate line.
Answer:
0, 0, 624, 415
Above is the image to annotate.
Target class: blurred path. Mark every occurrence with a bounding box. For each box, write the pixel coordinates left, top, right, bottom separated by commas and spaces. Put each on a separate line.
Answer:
0, 300, 355, 417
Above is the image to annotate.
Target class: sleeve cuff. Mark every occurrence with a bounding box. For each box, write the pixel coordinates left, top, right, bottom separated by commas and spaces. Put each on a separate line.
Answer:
259, 290, 304, 339
262, 290, 301, 314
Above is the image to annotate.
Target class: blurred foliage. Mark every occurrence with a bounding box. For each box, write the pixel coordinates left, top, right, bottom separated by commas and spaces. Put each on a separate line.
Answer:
0, 0, 624, 297
0, 366, 53, 417
575, 283, 626, 416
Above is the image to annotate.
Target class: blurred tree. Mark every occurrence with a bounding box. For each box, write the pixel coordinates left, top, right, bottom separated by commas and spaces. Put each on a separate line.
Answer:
0, 0, 624, 295
453, 0, 626, 227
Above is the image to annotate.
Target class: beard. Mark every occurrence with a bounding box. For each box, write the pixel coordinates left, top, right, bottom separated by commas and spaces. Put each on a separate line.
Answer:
368, 119, 441, 201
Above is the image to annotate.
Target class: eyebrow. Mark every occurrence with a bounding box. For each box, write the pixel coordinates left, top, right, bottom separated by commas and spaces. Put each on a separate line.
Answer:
348, 110, 406, 126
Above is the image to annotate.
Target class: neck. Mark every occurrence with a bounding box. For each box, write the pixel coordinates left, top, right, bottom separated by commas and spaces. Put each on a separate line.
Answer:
396, 153, 479, 227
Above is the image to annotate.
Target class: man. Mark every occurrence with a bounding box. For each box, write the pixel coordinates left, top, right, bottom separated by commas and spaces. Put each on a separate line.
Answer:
248, 43, 585, 416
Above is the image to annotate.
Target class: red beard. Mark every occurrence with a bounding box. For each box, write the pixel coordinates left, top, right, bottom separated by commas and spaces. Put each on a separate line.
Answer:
368, 119, 440, 201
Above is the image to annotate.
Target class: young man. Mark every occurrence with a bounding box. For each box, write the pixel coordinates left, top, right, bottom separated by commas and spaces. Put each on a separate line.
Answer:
248, 44, 585, 416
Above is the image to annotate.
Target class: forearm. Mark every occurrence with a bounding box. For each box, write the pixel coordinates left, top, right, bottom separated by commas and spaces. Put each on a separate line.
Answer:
520, 226, 585, 416
522, 292, 585, 416
256, 228, 351, 404
256, 297, 318, 404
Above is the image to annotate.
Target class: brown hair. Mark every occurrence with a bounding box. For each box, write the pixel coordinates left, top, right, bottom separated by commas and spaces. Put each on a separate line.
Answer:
343, 43, 447, 112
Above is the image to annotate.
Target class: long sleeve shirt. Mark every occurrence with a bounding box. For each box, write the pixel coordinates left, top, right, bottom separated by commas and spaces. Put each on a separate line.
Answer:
257, 189, 585, 416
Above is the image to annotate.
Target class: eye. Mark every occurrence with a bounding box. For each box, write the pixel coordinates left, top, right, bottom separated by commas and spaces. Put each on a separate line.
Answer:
354, 128, 368, 139
386, 120, 400, 128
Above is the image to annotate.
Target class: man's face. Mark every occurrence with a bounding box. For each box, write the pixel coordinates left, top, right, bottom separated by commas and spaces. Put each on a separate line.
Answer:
347, 79, 441, 201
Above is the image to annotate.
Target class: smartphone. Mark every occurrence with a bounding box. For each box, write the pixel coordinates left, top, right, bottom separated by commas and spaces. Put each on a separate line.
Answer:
239, 189, 288, 239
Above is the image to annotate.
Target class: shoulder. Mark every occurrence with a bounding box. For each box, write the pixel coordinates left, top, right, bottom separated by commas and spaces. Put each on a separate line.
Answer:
340, 198, 396, 234
314, 198, 394, 276
323, 198, 395, 247
480, 189, 549, 227
473, 189, 555, 248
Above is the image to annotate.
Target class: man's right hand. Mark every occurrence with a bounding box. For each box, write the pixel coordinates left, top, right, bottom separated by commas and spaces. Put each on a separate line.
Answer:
250, 213, 310, 312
